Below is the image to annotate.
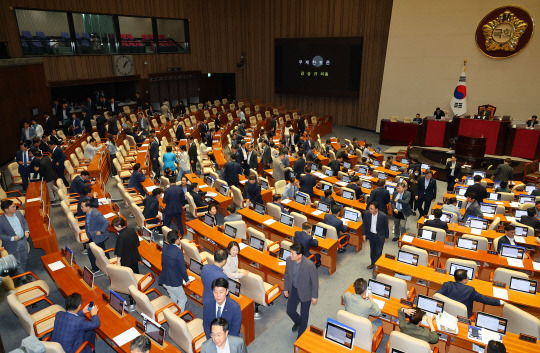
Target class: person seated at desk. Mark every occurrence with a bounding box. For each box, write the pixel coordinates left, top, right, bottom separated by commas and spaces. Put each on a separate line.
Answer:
324, 204, 349, 253
461, 194, 483, 222
83, 138, 100, 160
283, 177, 299, 200
327, 155, 343, 176
382, 156, 394, 169
397, 307, 439, 344
224, 204, 242, 223
535, 200, 540, 220
272, 194, 289, 215
142, 187, 163, 225
207, 204, 224, 226
497, 224, 517, 252
433, 107, 445, 119
347, 175, 364, 199
201, 249, 229, 305
294, 222, 321, 267
478, 105, 492, 120
413, 113, 422, 124
305, 145, 318, 165
465, 175, 487, 205
190, 182, 209, 210
495, 180, 512, 193
442, 197, 461, 220
130, 336, 151, 353
293, 151, 306, 177
343, 278, 382, 333
526, 115, 538, 128
492, 158, 513, 182
76, 186, 99, 217
70, 170, 93, 196
519, 207, 540, 230
128, 163, 146, 195
243, 175, 263, 206
435, 269, 503, 317
319, 188, 335, 208
202, 277, 242, 339
51, 293, 100, 353
424, 208, 448, 231
367, 179, 390, 215
396, 166, 409, 179
201, 318, 247, 353
223, 241, 248, 280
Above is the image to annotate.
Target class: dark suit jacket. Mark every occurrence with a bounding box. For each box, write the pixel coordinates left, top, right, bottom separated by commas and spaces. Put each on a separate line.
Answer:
294, 231, 318, 257
303, 139, 314, 153
323, 214, 347, 239
51, 311, 100, 353
283, 256, 318, 302
108, 116, 119, 135
417, 176, 437, 202
16, 150, 30, 174
299, 174, 316, 197
149, 139, 160, 161
82, 116, 92, 133
362, 211, 389, 241
84, 208, 109, 244
38, 156, 56, 182
424, 219, 449, 231
347, 183, 364, 200
175, 125, 185, 140
496, 235, 514, 252
462, 200, 483, 222
114, 227, 140, 268
51, 146, 66, 171
0, 211, 29, 254
158, 243, 189, 287
465, 183, 487, 204
201, 264, 228, 304
243, 182, 263, 204
45, 116, 56, 135
293, 158, 306, 177
163, 185, 185, 215
327, 160, 341, 175
70, 175, 90, 195
246, 151, 258, 171
435, 281, 500, 317
297, 118, 305, 132
391, 190, 412, 217
445, 161, 462, 181
107, 102, 119, 114
190, 190, 208, 207
142, 195, 160, 220
492, 163, 513, 182
261, 146, 272, 165
127, 171, 146, 195
188, 142, 198, 161
222, 161, 243, 187
367, 188, 391, 214
520, 216, 540, 230
202, 297, 242, 338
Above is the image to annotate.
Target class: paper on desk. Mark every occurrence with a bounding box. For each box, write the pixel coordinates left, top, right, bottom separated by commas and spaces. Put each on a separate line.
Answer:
199, 184, 209, 189
470, 228, 482, 235
141, 144, 149, 147
428, 215, 435, 220
263, 219, 276, 226
104, 212, 117, 219
238, 243, 248, 251
401, 235, 414, 243
48, 261, 65, 272
240, 179, 248, 184
311, 210, 324, 216
510, 202, 520, 208
532, 261, 540, 271
506, 258, 524, 268
206, 192, 218, 198
98, 198, 110, 205
505, 216, 516, 222
492, 287, 509, 300
281, 199, 291, 204
514, 236, 526, 244
138, 236, 143, 241
183, 276, 196, 285
373, 299, 385, 310
335, 181, 347, 187
26, 197, 41, 203
113, 327, 141, 347
436, 311, 459, 334
481, 329, 502, 345
145, 185, 158, 192
278, 261, 286, 266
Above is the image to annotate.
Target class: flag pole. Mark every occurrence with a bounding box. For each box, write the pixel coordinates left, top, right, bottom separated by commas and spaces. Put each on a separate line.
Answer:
463, 59, 467, 71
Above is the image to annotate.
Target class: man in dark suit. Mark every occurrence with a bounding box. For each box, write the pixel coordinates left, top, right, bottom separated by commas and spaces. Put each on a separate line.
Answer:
297, 116, 306, 136
362, 201, 389, 269
158, 230, 192, 311
324, 204, 349, 252
391, 183, 412, 241
492, 158, 513, 182
436, 269, 503, 317
526, 115, 538, 128
108, 115, 119, 136
237, 122, 246, 137
243, 175, 263, 206
445, 155, 461, 192
222, 159, 243, 188
35, 151, 59, 201
70, 170, 92, 196
162, 183, 185, 234
51, 293, 100, 353
44, 112, 56, 135
39, 137, 51, 154
290, 132, 301, 154
299, 166, 316, 197
142, 188, 162, 224
303, 136, 314, 155
81, 200, 110, 275
128, 163, 146, 195
261, 140, 272, 169
81, 111, 92, 134
175, 123, 185, 140
190, 183, 209, 209
294, 222, 321, 268
413, 113, 423, 124
327, 156, 343, 176
76, 186, 99, 217
201, 249, 229, 305
16, 143, 31, 192
0, 200, 30, 277
520, 207, 540, 230
367, 179, 390, 214
416, 170, 437, 217
460, 194, 483, 222
149, 130, 160, 179
188, 136, 198, 173
425, 208, 449, 231
465, 175, 487, 205
293, 152, 306, 178
245, 144, 258, 174
202, 277, 242, 339
497, 224, 517, 252
107, 97, 119, 115
433, 107, 445, 119
51, 140, 69, 186
284, 242, 318, 338
95, 115, 107, 138
347, 175, 364, 200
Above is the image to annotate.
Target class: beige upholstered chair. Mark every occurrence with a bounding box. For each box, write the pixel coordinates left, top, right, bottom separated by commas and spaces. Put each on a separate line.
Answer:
503, 302, 540, 338
461, 234, 488, 251
106, 264, 154, 297
66, 213, 89, 250
89, 243, 117, 276
337, 310, 384, 348
491, 267, 528, 285
185, 193, 207, 218
8, 162, 23, 186
290, 212, 307, 229
316, 222, 348, 250
498, 192, 515, 201
401, 245, 430, 267
422, 226, 447, 243
223, 221, 247, 240
266, 202, 282, 220
3, 272, 50, 305
239, 272, 281, 319
510, 221, 534, 237
274, 180, 286, 195
247, 227, 280, 253
7, 293, 64, 337
231, 186, 246, 208
42, 340, 94, 353
163, 308, 206, 353
375, 273, 414, 300
489, 216, 501, 230
443, 258, 478, 278
180, 239, 214, 265
433, 293, 468, 318
128, 285, 180, 324
387, 331, 436, 353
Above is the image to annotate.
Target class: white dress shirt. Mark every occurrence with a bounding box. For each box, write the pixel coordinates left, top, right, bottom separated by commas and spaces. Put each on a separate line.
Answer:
216, 338, 230, 353
216, 299, 226, 317
370, 213, 378, 233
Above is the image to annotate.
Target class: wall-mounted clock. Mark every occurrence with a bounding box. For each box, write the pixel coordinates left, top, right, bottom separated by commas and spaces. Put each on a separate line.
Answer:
113, 55, 135, 76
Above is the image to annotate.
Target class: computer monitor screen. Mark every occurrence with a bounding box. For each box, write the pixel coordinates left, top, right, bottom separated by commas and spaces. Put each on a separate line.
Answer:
456, 200, 464, 209
228, 279, 241, 297
378, 173, 387, 180
509, 277, 537, 294
342, 174, 350, 183
224, 224, 237, 238
514, 209, 528, 220
487, 192, 501, 201
65, 245, 73, 266
456, 238, 478, 251
312, 224, 327, 239
401, 159, 409, 165
475, 312, 507, 334
311, 164, 318, 171
109, 290, 125, 316
260, 179, 269, 190
390, 165, 399, 172
142, 226, 152, 240
367, 279, 391, 299
449, 263, 475, 280
318, 202, 331, 213
295, 193, 308, 205
324, 319, 355, 349
440, 212, 452, 223
418, 228, 436, 242
343, 161, 351, 169
204, 214, 216, 227
480, 203, 496, 215
514, 225, 528, 236
372, 160, 380, 167
456, 186, 467, 196
469, 218, 488, 230
189, 259, 204, 276
519, 195, 535, 204
145, 317, 166, 346
219, 184, 229, 196
325, 169, 333, 177
473, 171, 486, 179
465, 177, 474, 186
362, 181, 372, 189
322, 183, 332, 191
280, 213, 294, 227
82, 266, 94, 289
397, 250, 419, 266
279, 248, 291, 261
358, 166, 368, 175
385, 185, 396, 194
416, 295, 444, 315
249, 236, 265, 251
254, 203, 265, 215
206, 176, 215, 186
500, 244, 526, 259
526, 185, 536, 194
421, 163, 430, 170
493, 181, 501, 189
343, 209, 360, 222
342, 190, 354, 200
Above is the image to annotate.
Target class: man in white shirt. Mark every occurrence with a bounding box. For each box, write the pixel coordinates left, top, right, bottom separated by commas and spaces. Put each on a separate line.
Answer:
497, 224, 516, 252
83, 138, 100, 160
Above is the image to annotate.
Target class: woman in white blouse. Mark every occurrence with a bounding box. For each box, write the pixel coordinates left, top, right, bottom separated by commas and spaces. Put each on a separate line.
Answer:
177, 145, 190, 178
223, 241, 248, 280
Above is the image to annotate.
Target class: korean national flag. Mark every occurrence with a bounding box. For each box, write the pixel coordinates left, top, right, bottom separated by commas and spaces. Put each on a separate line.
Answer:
450, 68, 467, 116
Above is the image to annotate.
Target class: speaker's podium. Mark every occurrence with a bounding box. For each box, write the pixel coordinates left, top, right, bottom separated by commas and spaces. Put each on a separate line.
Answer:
455, 135, 486, 167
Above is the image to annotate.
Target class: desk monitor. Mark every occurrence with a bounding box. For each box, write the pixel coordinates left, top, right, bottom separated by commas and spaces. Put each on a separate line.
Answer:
260, 179, 269, 190
144, 315, 166, 346
385, 185, 396, 194
509, 277, 537, 294
440, 212, 453, 223
312, 224, 327, 239
397, 250, 419, 266
362, 181, 372, 189
343, 161, 351, 169
367, 279, 391, 299
219, 184, 229, 196
318, 202, 331, 213
342, 190, 354, 200
372, 160, 381, 167
295, 193, 308, 206
343, 209, 360, 223
480, 203, 496, 216
280, 213, 294, 227
449, 263, 475, 280
475, 312, 507, 335
468, 217, 488, 230
418, 228, 436, 242
456, 199, 464, 209
378, 173, 387, 180
141, 226, 152, 241
526, 185, 536, 194
65, 245, 74, 266
322, 183, 332, 191
456, 238, 478, 251
401, 159, 409, 165
205, 176, 215, 187
249, 236, 265, 252
189, 259, 204, 276
341, 174, 351, 183
324, 318, 355, 350
421, 163, 430, 170
465, 177, 474, 186
325, 169, 333, 177
254, 203, 266, 215
109, 290, 125, 316
416, 294, 444, 315
500, 244, 526, 259
519, 194, 535, 204
82, 266, 95, 289
311, 164, 318, 172
514, 209, 528, 221
515, 225, 528, 236
203, 214, 216, 227
279, 248, 291, 261
456, 186, 467, 196
487, 192, 501, 201
358, 166, 369, 175
390, 165, 399, 172
228, 279, 241, 297
473, 171, 486, 179
224, 224, 237, 238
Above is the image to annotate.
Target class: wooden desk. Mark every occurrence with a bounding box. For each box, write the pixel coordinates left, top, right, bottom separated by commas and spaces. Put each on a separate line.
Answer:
86, 147, 111, 185
184, 173, 234, 210
137, 240, 256, 345
237, 208, 338, 274
25, 181, 58, 254
379, 119, 423, 146
295, 329, 368, 353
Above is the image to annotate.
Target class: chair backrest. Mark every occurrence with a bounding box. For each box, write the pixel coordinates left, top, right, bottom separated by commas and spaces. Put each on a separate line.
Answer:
274, 180, 286, 195
291, 211, 307, 229
388, 331, 431, 353
223, 221, 246, 240
422, 225, 447, 243
8, 162, 20, 178
499, 192, 515, 201
160, 176, 170, 188
316, 222, 337, 240
164, 308, 202, 353
401, 245, 429, 267
106, 264, 137, 295
239, 272, 267, 305
247, 227, 269, 250
185, 192, 199, 218
510, 221, 534, 236
492, 267, 529, 286
89, 243, 111, 275
493, 236, 503, 252
336, 310, 373, 349
180, 239, 203, 264
433, 293, 468, 318
128, 285, 156, 319
444, 258, 478, 276
512, 183, 525, 192
7, 293, 34, 335
489, 216, 501, 230
341, 187, 357, 200
375, 273, 408, 300
42, 341, 66, 353
231, 186, 244, 207
266, 202, 282, 220
503, 302, 540, 338
214, 179, 228, 194
461, 234, 488, 251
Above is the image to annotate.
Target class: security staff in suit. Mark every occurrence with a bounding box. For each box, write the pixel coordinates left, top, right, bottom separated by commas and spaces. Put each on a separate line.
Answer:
391, 183, 412, 241
158, 230, 192, 311
76, 186, 99, 217
363, 201, 389, 269
299, 166, 317, 197
162, 183, 185, 234
51, 293, 100, 353
142, 188, 162, 224
465, 175, 487, 205
294, 222, 321, 267
416, 170, 437, 217
201, 318, 247, 353
497, 224, 517, 252
293, 152, 306, 178
0, 200, 30, 276
81, 200, 110, 275
128, 163, 146, 195
243, 175, 263, 206
445, 155, 461, 192
284, 242, 318, 338
492, 158, 513, 182
202, 278, 242, 339
188, 136, 198, 173
324, 204, 349, 252
16, 143, 31, 192
461, 194, 483, 222
367, 179, 391, 214
201, 249, 229, 305
149, 130, 160, 179
436, 269, 503, 317
51, 141, 69, 186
